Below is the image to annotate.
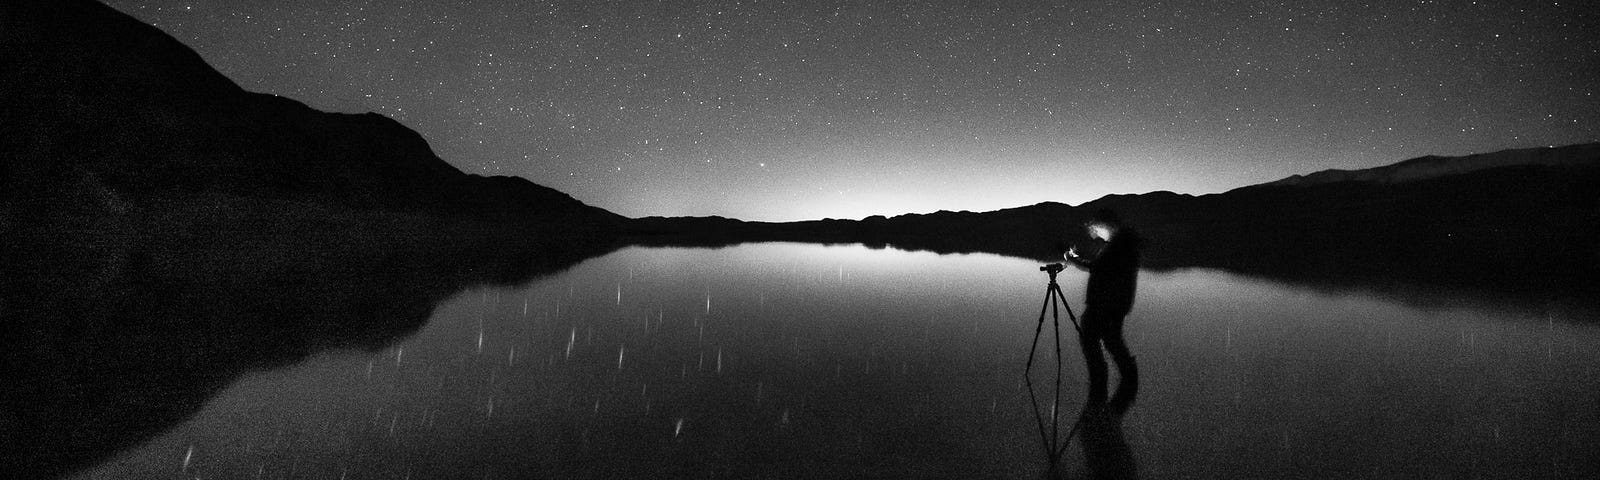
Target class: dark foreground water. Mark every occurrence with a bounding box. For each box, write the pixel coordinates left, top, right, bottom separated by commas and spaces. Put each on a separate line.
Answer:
73, 243, 1599, 479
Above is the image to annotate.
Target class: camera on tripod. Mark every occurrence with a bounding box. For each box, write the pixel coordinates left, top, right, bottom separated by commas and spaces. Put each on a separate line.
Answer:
1039, 263, 1065, 274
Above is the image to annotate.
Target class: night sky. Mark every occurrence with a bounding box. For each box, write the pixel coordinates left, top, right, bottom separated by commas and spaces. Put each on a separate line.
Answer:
104, 1, 1599, 221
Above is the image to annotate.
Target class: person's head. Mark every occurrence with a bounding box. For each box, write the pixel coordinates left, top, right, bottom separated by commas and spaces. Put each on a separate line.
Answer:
1086, 208, 1122, 241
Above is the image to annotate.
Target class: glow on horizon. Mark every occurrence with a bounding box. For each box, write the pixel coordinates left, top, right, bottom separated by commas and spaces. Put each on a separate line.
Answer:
602, 148, 1223, 222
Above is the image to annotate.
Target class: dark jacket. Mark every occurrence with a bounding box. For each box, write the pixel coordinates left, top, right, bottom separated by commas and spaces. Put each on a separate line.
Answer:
1083, 227, 1143, 318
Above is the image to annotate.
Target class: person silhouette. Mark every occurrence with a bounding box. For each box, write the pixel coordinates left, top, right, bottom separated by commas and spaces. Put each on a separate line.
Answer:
1064, 208, 1142, 405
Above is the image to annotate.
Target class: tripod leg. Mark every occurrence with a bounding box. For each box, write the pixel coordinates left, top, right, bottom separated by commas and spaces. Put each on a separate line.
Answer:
1049, 283, 1065, 458
1024, 284, 1056, 467
1054, 286, 1081, 333
1026, 284, 1053, 375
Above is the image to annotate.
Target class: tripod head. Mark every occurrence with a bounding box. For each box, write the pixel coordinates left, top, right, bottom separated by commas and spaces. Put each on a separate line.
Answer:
1039, 263, 1065, 283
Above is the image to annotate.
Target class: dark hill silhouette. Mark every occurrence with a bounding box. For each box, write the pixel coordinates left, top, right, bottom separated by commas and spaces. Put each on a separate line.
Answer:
1, 0, 623, 232
1262, 143, 1600, 187
624, 144, 1600, 306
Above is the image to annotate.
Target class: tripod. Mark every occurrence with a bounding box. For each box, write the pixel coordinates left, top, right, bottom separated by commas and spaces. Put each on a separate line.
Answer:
1026, 263, 1081, 473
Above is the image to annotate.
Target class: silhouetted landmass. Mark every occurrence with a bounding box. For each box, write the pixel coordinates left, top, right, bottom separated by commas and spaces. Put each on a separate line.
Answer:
1, 0, 623, 235
625, 143, 1600, 307
1261, 144, 1598, 187
2, 1, 623, 477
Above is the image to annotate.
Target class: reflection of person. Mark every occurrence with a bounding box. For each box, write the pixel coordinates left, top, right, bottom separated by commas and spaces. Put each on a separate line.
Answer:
1064, 208, 1142, 403
1078, 398, 1139, 480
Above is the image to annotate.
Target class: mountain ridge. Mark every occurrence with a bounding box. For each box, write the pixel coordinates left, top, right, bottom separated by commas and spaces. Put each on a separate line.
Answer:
1253, 143, 1600, 189
633, 142, 1596, 225
624, 143, 1600, 302
1, 0, 623, 231
632, 141, 1598, 226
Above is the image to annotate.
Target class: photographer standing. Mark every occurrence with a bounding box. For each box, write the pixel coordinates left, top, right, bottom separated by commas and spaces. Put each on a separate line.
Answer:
1064, 209, 1143, 407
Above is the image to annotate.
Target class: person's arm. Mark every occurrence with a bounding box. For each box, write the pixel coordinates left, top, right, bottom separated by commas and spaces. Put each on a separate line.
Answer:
1064, 246, 1093, 270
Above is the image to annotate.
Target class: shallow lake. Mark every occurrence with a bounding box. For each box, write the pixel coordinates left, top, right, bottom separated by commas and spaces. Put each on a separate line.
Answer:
74, 243, 1599, 479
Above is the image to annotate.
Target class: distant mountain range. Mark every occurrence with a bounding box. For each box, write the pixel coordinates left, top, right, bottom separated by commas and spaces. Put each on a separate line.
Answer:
1261, 144, 1600, 187
626, 143, 1600, 300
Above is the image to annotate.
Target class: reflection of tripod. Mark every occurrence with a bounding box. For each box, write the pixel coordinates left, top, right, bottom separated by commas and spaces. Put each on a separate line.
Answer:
1026, 263, 1081, 473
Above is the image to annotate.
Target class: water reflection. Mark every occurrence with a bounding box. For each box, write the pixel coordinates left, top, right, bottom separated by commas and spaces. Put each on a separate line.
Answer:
0, 226, 619, 479
1073, 384, 1139, 480
12, 242, 1599, 479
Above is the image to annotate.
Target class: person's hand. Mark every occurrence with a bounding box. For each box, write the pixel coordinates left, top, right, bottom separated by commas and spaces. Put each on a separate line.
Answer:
1066, 246, 1079, 259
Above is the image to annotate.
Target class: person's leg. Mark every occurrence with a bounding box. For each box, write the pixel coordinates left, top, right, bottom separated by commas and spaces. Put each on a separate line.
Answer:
1079, 309, 1110, 403
1103, 321, 1138, 414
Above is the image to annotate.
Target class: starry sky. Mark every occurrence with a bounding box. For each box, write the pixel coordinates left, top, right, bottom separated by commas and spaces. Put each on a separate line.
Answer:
105, 0, 1599, 221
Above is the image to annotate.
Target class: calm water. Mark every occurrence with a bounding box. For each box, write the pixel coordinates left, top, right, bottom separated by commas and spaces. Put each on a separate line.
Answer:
74, 243, 1599, 479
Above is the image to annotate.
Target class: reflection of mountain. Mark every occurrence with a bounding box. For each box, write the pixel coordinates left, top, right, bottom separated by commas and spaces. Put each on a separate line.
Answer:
1, 1, 622, 478
2, 215, 620, 479
627, 143, 1600, 305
